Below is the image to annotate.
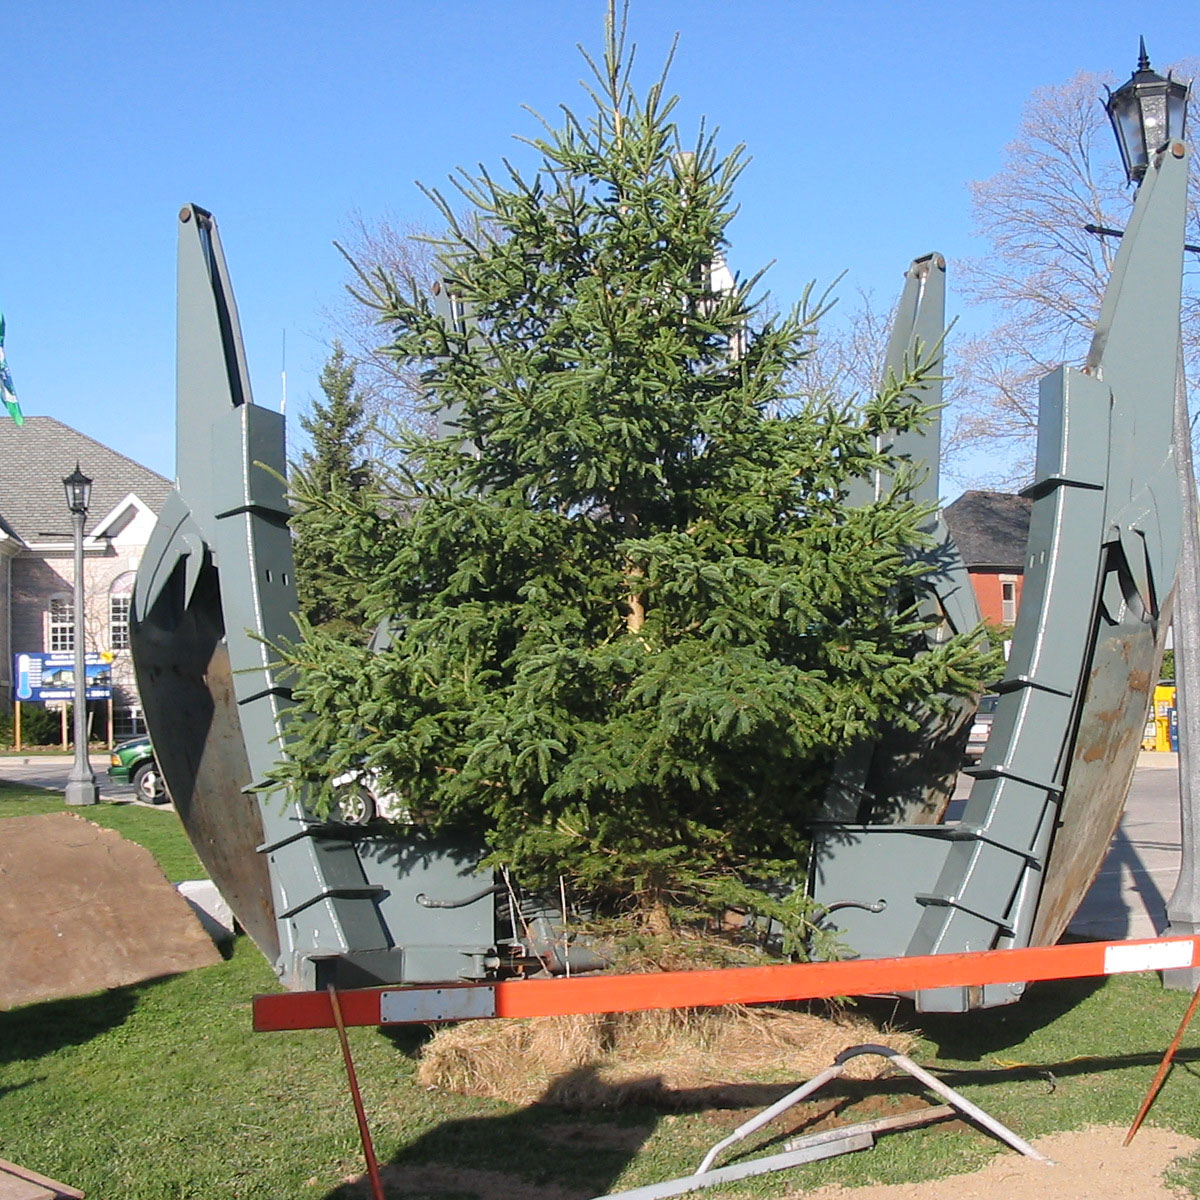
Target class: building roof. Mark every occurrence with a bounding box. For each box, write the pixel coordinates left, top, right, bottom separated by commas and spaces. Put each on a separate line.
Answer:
0, 510, 21, 543
0, 417, 172, 545
944, 489, 1032, 571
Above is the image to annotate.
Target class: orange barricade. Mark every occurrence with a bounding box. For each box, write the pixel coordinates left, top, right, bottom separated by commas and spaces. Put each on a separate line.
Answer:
253, 934, 1200, 1032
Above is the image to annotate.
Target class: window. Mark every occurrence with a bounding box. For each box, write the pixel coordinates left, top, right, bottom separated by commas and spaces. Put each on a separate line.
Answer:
48, 595, 75, 652
48, 596, 74, 653
110, 594, 131, 651
114, 707, 147, 740
1000, 576, 1018, 626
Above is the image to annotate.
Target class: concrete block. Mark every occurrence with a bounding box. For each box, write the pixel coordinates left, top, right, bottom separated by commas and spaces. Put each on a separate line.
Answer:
177, 879, 236, 946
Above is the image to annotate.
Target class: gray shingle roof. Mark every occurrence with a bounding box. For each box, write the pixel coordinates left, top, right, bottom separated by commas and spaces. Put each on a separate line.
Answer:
0, 416, 172, 544
944, 489, 1032, 571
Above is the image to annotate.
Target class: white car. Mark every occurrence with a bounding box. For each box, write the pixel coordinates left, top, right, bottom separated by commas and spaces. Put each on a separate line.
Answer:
329, 769, 409, 824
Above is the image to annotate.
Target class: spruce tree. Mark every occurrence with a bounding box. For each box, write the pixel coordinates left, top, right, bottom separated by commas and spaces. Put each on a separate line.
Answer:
278, 11, 996, 942
291, 342, 372, 637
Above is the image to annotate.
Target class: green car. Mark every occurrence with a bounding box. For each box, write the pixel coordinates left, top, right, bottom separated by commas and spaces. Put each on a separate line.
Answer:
108, 736, 168, 804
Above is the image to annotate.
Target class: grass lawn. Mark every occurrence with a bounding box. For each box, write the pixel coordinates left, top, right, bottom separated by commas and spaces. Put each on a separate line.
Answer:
4, 779, 1200, 1198
0, 780, 206, 881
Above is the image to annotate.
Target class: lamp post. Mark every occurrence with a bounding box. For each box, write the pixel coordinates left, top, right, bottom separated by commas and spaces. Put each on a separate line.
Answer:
63, 463, 98, 807
1105, 39, 1189, 184
1103, 44, 1199, 986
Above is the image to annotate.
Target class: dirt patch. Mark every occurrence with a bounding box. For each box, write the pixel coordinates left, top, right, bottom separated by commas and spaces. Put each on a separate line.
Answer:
797, 1124, 1200, 1200
0, 812, 220, 1008
417, 1005, 915, 1107
337, 1124, 1198, 1199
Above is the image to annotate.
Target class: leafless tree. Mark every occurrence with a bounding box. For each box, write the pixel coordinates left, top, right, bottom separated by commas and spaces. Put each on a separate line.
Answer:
953, 64, 1200, 487
323, 211, 442, 459
788, 282, 989, 500
788, 286, 892, 411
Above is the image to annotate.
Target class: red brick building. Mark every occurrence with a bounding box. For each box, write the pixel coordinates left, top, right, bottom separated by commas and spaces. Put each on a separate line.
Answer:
943, 490, 1032, 629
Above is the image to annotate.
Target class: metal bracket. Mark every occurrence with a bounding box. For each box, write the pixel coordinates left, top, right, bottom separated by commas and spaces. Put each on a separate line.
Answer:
591, 1043, 1049, 1200
823, 253, 983, 830
132, 205, 497, 991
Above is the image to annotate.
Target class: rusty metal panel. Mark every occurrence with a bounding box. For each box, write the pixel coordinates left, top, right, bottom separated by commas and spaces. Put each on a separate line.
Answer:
1032, 588, 1172, 945
130, 557, 278, 961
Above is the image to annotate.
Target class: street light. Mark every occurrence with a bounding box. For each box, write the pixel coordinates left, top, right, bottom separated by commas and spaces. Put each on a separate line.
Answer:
1103, 48, 1200, 987
63, 463, 98, 806
1105, 38, 1189, 185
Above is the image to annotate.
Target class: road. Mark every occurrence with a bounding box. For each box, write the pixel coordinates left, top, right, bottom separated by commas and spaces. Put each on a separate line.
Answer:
0, 752, 151, 804
1067, 751, 1183, 940
0, 750, 1188, 937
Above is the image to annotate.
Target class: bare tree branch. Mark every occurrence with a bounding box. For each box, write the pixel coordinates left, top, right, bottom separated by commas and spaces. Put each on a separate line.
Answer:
322, 211, 442, 458
955, 64, 1200, 485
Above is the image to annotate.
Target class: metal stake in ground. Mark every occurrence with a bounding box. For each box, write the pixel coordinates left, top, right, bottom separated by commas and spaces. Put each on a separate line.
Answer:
1125, 978, 1200, 1144
327, 984, 385, 1200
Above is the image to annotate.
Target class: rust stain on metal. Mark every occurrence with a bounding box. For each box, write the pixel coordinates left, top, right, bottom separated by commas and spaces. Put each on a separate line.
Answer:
1031, 593, 1172, 946
173, 640, 278, 960
133, 561, 279, 962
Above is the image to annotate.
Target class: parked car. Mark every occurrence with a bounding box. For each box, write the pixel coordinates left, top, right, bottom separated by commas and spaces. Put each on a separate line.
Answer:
966, 693, 999, 763
108, 736, 168, 803
330, 768, 409, 824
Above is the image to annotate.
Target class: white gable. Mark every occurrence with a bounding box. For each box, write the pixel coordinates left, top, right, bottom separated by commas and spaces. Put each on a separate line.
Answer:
88, 493, 159, 548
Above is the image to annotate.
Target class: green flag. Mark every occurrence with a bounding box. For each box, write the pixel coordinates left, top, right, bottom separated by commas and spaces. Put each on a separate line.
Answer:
0, 314, 25, 426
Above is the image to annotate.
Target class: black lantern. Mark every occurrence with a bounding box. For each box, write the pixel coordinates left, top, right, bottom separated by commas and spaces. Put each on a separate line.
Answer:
62, 463, 92, 515
1105, 39, 1190, 185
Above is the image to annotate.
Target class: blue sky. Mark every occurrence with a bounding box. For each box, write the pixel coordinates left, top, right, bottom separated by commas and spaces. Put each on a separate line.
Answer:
4, 1, 1196, 490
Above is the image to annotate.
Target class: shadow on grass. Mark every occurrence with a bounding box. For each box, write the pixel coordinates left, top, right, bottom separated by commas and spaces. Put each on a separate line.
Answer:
321, 1042, 1200, 1200
0, 985, 138, 1066
375, 1023, 437, 1059
321, 1066, 890, 1200
312, 977, 1133, 1199
856, 975, 1109, 1061
323, 1064, 664, 1200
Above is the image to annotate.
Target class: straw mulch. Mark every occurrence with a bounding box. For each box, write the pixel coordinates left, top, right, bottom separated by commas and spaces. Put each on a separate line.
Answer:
417, 1004, 915, 1107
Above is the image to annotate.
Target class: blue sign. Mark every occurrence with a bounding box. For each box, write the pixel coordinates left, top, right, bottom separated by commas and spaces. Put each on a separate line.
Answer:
13, 652, 113, 702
